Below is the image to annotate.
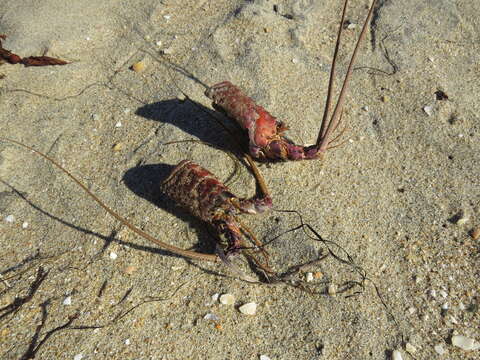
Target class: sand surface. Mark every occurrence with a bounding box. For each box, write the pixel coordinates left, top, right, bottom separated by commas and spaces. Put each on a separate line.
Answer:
1, 0, 479, 359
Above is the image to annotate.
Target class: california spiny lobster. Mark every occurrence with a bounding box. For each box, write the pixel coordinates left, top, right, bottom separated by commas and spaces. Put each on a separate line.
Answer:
161, 159, 271, 256
206, 0, 376, 161
1, 0, 377, 281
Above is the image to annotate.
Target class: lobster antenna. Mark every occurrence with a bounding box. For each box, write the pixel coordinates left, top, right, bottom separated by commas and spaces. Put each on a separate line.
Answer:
317, 0, 350, 144
0, 137, 219, 262
317, 0, 377, 153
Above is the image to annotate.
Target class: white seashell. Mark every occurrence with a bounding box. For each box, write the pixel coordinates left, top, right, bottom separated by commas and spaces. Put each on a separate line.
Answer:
220, 294, 235, 305
452, 335, 480, 351
239, 302, 257, 315
203, 313, 219, 321
63, 296, 72, 305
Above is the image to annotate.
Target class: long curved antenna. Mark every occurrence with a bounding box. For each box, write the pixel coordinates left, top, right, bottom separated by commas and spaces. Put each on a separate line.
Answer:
0, 137, 219, 262
317, 0, 349, 143
317, 0, 377, 153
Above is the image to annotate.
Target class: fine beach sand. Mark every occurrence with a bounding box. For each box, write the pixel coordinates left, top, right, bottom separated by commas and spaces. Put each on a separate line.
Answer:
1, 1, 479, 359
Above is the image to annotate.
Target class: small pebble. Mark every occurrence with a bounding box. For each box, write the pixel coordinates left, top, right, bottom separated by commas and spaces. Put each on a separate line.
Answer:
260, 356, 271, 360
115, 121, 122, 128
211, 293, 220, 302
452, 335, 480, 351
428, 289, 436, 298
407, 306, 416, 315
239, 302, 257, 315
112, 143, 123, 151
381, 95, 390, 103
22, 221, 29, 229
327, 283, 337, 296
441, 303, 449, 310
470, 227, 480, 240
162, 47, 174, 55
220, 294, 235, 305
423, 105, 433, 116
4, 215, 14, 223
204, 313, 219, 321
392, 350, 403, 360
124, 265, 137, 275
92, 113, 100, 121
109, 252, 118, 260
292, 58, 299, 64
434, 344, 446, 355
439, 289, 448, 298
305, 272, 314, 282
73, 354, 83, 360
405, 343, 417, 354
156, 40, 162, 47
177, 92, 186, 101
123, 108, 131, 115
63, 296, 72, 306
314, 271, 323, 279
347, 22, 357, 29
131, 61, 146, 73
163, 15, 171, 20
362, 106, 369, 111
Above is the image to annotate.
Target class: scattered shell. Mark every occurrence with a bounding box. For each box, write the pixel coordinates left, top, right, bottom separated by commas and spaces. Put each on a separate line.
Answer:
456, 215, 469, 225
112, 143, 123, 151
347, 22, 357, 30
452, 335, 480, 351
434, 344, 446, 355
124, 339, 131, 345
392, 350, 403, 360
214, 323, 222, 330
162, 47, 174, 55
22, 221, 29, 229
73, 354, 83, 360
4, 214, 15, 223
204, 313, 219, 321
362, 106, 369, 111
220, 294, 235, 305
407, 307, 416, 315
131, 61, 146, 73
292, 58, 299, 64
92, 113, 100, 121
439, 290, 448, 298
441, 303, 449, 310
109, 252, 118, 260
156, 40, 162, 47
405, 343, 417, 354
428, 289, 436, 298
327, 283, 337, 296
115, 121, 122, 128
239, 302, 257, 315
63, 296, 72, 306
163, 15, 171, 20
305, 272, 314, 282
423, 105, 433, 116
260, 356, 271, 360
470, 227, 480, 240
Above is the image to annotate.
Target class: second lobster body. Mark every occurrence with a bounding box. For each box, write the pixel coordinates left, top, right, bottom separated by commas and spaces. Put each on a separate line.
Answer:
162, 160, 271, 255
206, 81, 321, 161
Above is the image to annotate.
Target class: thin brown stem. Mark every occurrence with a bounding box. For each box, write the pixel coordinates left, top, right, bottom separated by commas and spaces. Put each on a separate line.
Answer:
0, 137, 218, 262
318, 0, 377, 154
317, 0, 349, 145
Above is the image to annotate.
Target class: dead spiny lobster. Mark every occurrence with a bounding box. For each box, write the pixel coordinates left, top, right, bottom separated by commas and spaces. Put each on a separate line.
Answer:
205, 0, 376, 161
162, 160, 271, 256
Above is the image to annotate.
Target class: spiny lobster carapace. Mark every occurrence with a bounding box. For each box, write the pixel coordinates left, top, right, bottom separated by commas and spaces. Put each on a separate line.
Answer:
162, 160, 272, 256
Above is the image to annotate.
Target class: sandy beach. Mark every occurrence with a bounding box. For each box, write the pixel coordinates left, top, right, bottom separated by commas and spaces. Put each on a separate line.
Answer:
1, 0, 479, 359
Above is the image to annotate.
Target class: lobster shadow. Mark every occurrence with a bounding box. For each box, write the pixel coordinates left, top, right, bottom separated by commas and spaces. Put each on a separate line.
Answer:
135, 98, 243, 153
122, 163, 217, 255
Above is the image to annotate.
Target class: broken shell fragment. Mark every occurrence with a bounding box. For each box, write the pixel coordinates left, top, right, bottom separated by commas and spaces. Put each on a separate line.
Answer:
239, 302, 257, 315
